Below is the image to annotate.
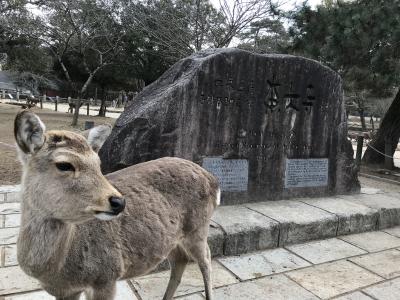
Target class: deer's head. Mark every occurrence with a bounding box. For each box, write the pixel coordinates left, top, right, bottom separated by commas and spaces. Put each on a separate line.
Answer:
14, 110, 125, 223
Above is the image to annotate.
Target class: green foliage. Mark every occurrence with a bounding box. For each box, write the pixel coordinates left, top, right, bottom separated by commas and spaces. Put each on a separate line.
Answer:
0, 1, 53, 91
238, 18, 290, 54
119, 30, 173, 85
289, 0, 400, 97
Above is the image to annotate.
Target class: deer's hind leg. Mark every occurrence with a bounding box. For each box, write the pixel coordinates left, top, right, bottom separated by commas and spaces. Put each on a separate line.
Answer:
162, 246, 189, 300
183, 227, 213, 300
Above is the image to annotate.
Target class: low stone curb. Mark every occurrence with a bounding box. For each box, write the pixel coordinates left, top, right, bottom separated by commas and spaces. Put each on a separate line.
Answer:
208, 187, 400, 257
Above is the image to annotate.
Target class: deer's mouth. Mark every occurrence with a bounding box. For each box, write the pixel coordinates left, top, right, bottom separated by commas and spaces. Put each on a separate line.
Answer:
94, 211, 118, 221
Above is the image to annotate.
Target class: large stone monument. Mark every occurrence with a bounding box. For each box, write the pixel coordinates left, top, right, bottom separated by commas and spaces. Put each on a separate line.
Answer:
100, 48, 359, 204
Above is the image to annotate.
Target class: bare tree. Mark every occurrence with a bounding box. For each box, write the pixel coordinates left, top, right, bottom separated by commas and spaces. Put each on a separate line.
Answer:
11, 71, 58, 95
347, 90, 368, 132
122, 0, 282, 62
122, 0, 194, 61
31, 0, 124, 125
212, 0, 281, 48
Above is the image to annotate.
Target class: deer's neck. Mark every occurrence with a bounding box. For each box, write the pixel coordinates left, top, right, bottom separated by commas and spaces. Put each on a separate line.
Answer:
17, 201, 75, 278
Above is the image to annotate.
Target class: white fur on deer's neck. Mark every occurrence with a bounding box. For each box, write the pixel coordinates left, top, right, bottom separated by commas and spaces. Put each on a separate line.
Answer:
17, 185, 75, 278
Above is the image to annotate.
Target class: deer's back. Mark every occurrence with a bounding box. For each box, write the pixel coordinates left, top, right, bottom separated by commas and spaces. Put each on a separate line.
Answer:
104, 157, 219, 277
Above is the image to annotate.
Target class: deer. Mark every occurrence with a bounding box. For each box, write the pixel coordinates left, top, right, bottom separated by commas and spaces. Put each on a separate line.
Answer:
68, 102, 83, 114
14, 110, 220, 300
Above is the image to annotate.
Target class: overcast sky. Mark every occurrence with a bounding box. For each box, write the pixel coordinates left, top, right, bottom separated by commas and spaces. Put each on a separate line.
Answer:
209, 0, 323, 10
281, 0, 322, 10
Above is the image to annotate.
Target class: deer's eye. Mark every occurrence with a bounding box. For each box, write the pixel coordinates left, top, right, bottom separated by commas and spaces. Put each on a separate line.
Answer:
55, 162, 75, 172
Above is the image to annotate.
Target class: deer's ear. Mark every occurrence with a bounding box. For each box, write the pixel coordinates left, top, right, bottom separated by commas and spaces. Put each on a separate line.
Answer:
14, 110, 46, 154
87, 124, 112, 153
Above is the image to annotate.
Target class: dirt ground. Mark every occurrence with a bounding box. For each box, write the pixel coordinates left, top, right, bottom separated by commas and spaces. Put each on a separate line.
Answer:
0, 103, 116, 185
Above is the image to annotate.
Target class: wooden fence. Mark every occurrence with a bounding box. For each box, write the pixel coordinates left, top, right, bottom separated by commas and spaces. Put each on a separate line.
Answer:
26, 95, 114, 117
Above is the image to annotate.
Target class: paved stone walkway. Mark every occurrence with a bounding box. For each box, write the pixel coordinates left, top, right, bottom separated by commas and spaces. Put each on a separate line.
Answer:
3, 227, 400, 299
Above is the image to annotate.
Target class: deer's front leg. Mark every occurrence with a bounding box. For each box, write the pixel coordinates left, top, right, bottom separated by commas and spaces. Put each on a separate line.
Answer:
56, 292, 82, 300
89, 282, 116, 300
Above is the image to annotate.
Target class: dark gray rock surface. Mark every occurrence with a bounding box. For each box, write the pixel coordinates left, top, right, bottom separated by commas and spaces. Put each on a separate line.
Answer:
100, 48, 360, 204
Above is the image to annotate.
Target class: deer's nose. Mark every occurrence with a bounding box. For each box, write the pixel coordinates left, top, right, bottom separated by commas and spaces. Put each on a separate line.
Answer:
109, 196, 125, 215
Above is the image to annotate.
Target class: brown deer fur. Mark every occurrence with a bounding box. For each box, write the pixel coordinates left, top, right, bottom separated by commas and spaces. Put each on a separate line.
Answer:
14, 111, 219, 300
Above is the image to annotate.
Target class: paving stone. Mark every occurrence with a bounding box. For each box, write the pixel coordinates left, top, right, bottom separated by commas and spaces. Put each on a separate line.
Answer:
360, 187, 383, 195
334, 291, 373, 300
350, 249, 400, 279
382, 226, 400, 237
339, 231, 400, 252
2, 290, 52, 300
210, 274, 319, 300
132, 261, 238, 300
300, 198, 379, 235
5, 193, 20, 203
0, 266, 41, 295
0, 215, 4, 228
175, 293, 204, 300
4, 214, 20, 228
341, 193, 400, 229
218, 248, 310, 280
0, 193, 4, 203
113, 281, 138, 300
0, 228, 19, 245
246, 200, 337, 246
1, 281, 138, 300
286, 260, 383, 299
363, 277, 400, 300
286, 238, 367, 264
0, 203, 20, 215
208, 221, 224, 257
4, 244, 17, 267
211, 206, 279, 255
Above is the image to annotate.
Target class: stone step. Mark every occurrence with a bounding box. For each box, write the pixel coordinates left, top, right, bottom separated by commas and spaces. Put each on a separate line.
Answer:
208, 188, 400, 256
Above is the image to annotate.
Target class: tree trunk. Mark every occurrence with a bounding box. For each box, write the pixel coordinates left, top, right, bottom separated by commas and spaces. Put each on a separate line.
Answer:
98, 86, 106, 117
94, 87, 98, 106
71, 73, 96, 126
358, 108, 367, 132
99, 98, 106, 117
362, 88, 400, 165
71, 97, 81, 126
57, 56, 75, 91
99, 102, 106, 116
